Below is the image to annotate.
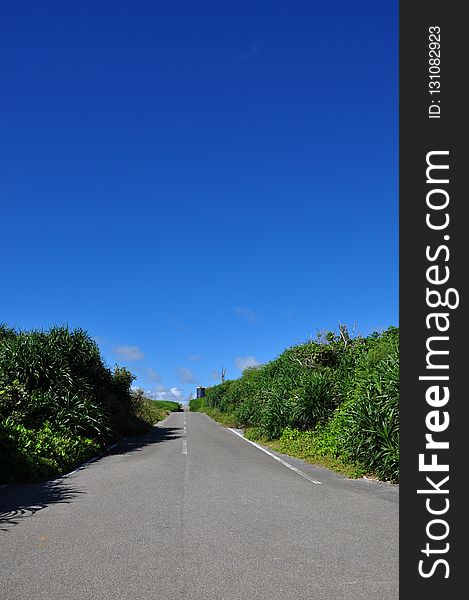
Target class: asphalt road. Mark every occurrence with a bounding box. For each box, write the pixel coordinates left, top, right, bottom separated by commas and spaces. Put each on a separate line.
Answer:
1, 411, 398, 599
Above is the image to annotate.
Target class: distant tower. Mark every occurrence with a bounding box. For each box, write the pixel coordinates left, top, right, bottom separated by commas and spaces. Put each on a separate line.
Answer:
196, 386, 206, 398
221, 365, 227, 383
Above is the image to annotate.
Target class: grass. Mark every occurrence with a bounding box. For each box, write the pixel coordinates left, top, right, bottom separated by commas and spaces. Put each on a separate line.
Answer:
133, 398, 172, 427
190, 402, 239, 428
246, 429, 366, 479
191, 409, 365, 479
150, 400, 182, 412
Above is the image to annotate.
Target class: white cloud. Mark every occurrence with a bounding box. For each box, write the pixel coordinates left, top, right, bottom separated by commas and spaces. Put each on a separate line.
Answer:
235, 356, 259, 371
188, 354, 201, 362
114, 345, 144, 361
234, 306, 260, 324
144, 385, 183, 401
176, 366, 196, 384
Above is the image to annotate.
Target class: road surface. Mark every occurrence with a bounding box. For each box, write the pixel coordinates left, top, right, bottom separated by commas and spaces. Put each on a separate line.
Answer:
1, 410, 398, 599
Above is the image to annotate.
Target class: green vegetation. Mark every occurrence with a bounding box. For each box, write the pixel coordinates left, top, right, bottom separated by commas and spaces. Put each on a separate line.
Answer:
190, 326, 399, 482
131, 389, 182, 415
0, 324, 179, 484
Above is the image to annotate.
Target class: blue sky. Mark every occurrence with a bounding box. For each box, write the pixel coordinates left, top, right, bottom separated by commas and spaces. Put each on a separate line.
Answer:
1, 1, 398, 403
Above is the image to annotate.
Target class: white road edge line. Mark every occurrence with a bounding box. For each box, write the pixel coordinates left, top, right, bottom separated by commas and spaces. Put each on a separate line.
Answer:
228, 429, 321, 485
60, 442, 120, 479
182, 439, 188, 455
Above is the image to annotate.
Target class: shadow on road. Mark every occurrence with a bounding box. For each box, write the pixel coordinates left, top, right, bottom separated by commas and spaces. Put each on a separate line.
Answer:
0, 425, 181, 531
0, 479, 83, 532
107, 424, 182, 457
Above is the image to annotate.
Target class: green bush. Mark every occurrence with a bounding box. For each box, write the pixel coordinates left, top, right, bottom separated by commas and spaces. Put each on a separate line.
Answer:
196, 326, 399, 481
0, 324, 170, 484
0, 417, 100, 484
339, 329, 399, 481
189, 397, 206, 412
0, 326, 112, 436
152, 400, 182, 412
133, 397, 169, 427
